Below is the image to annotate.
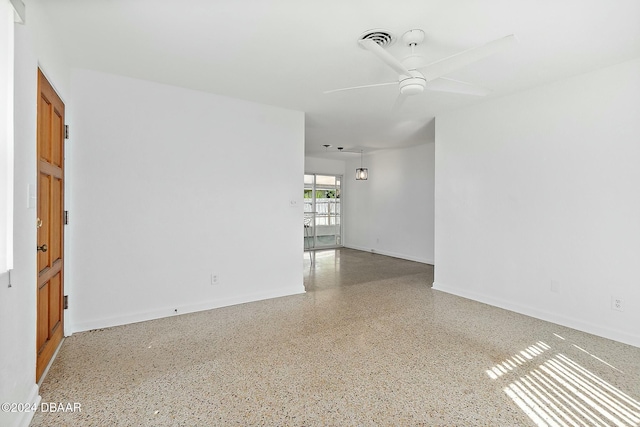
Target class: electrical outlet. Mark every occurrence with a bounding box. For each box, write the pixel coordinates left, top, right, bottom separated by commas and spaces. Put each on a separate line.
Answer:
211, 274, 219, 285
611, 296, 624, 312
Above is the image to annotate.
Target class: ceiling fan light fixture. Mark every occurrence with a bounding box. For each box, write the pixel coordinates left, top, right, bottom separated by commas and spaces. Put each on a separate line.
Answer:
399, 76, 426, 95
400, 83, 424, 96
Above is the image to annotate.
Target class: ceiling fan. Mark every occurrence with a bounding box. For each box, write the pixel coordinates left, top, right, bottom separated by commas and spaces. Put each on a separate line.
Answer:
325, 29, 517, 110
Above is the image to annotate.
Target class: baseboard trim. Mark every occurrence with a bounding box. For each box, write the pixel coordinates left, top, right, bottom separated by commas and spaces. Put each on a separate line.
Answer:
13, 383, 40, 427
343, 245, 433, 265
432, 282, 640, 348
68, 285, 305, 334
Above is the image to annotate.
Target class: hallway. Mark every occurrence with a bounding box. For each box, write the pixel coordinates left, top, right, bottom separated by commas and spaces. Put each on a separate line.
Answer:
303, 248, 433, 291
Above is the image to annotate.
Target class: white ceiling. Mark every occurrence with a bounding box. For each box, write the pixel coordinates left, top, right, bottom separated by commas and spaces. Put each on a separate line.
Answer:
35, 0, 640, 160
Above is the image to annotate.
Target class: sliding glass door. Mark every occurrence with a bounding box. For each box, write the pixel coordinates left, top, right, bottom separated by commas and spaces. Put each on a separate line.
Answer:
304, 174, 342, 249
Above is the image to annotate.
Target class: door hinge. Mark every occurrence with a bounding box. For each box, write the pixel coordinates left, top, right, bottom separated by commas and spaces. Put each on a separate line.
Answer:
64, 210, 69, 225
64, 295, 69, 310
64, 125, 69, 139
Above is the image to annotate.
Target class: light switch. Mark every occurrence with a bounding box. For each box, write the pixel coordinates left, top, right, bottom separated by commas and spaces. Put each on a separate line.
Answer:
27, 184, 36, 209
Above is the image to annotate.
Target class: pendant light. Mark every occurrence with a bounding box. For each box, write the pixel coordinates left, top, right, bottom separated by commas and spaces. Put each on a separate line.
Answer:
356, 150, 368, 180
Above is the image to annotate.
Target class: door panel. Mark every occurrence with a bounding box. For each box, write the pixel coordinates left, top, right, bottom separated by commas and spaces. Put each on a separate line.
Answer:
36, 69, 65, 382
37, 283, 48, 351
52, 109, 63, 167
38, 172, 50, 272
38, 95, 51, 162
51, 178, 62, 261
48, 273, 61, 332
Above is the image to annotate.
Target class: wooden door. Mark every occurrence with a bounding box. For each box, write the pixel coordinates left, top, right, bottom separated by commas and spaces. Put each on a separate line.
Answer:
36, 69, 65, 382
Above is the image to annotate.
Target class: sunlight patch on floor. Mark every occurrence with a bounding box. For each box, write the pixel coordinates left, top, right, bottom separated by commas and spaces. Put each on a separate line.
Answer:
488, 341, 640, 427
486, 341, 550, 380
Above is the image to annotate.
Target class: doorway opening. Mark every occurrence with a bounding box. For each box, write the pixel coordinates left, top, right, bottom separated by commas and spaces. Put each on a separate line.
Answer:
303, 174, 342, 250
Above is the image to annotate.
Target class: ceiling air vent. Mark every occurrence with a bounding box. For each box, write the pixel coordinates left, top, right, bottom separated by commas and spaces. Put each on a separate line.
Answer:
358, 29, 395, 48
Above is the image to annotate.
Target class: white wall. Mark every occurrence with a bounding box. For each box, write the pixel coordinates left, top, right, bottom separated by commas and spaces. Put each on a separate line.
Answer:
67, 69, 305, 332
304, 155, 345, 177
343, 144, 435, 264
1, 2, 72, 426
0, 0, 13, 275
434, 57, 640, 348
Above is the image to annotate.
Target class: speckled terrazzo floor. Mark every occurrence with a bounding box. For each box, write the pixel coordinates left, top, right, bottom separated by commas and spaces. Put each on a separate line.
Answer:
31, 248, 640, 426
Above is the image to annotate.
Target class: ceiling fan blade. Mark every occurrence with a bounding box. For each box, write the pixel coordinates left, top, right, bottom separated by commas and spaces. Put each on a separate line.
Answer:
419, 34, 517, 81
324, 81, 397, 95
425, 78, 490, 96
391, 94, 407, 112
359, 39, 413, 76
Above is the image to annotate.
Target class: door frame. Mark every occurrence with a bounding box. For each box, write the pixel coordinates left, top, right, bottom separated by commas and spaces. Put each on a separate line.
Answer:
303, 173, 342, 250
